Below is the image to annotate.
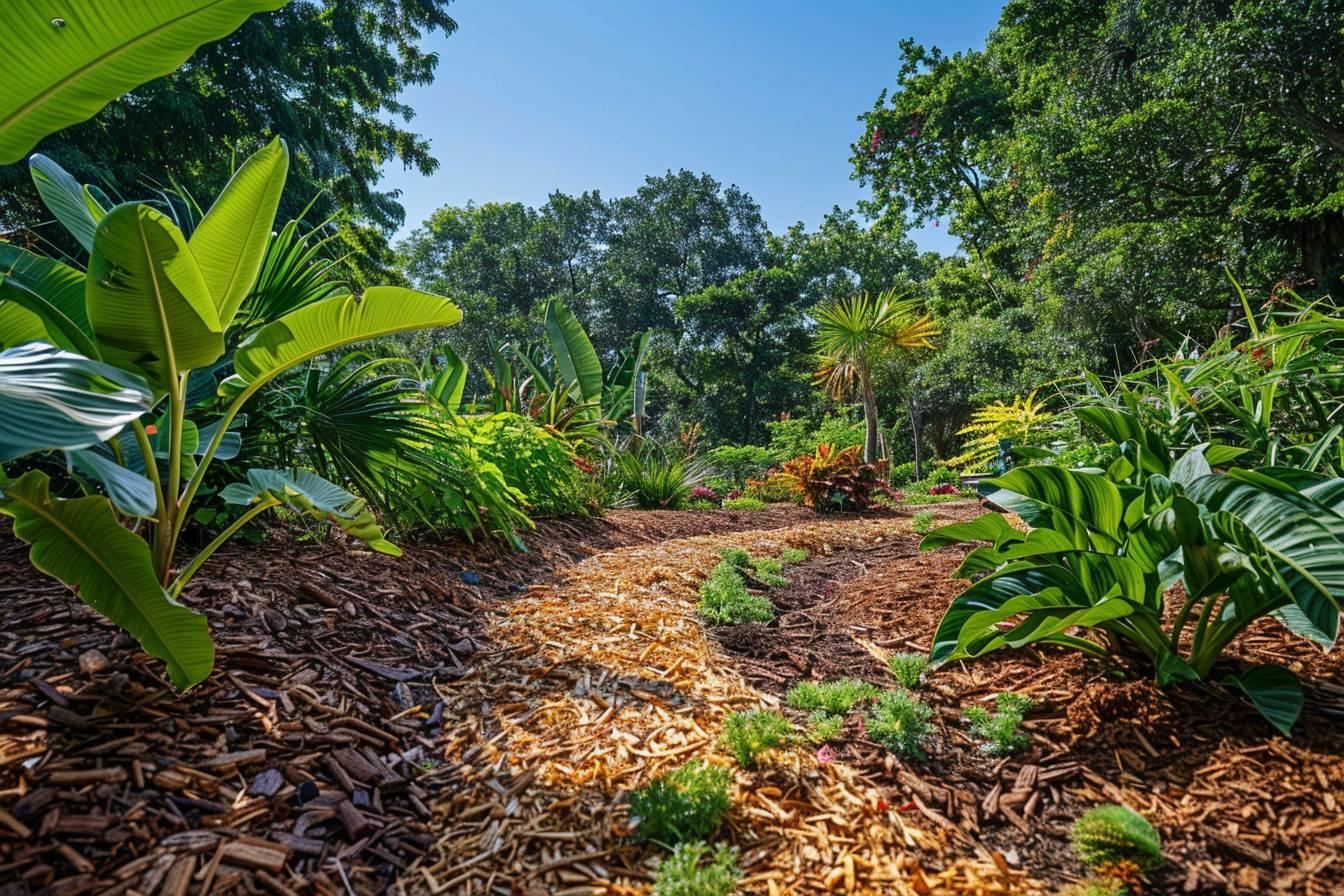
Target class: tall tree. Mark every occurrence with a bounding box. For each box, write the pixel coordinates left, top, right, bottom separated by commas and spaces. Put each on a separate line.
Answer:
0, 0, 458, 275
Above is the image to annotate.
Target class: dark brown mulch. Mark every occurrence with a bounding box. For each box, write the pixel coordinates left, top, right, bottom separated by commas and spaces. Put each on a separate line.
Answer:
0, 507, 817, 896
708, 503, 1344, 896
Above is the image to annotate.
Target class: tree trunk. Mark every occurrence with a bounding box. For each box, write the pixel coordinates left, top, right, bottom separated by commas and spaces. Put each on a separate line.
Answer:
911, 404, 924, 481
1300, 214, 1344, 288
861, 372, 880, 464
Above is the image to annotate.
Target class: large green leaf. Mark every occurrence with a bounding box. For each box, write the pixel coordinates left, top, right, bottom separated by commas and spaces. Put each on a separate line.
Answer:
68, 447, 157, 517
0, 470, 212, 689
1073, 407, 1171, 474
87, 202, 223, 390
988, 466, 1126, 544
0, 0, 288, 164
1224, 665, 1303, 736
220, 468, 400, 555
545, 298, 602, 405
0, 243, 93, 356
919, 511, 1023, 551
427, 343, 468, 414
222, 288, 462, 403
190, 137, 289, 326
0, 342, 151, 461
30, 154, 101, 253
930, 561, 1089, 663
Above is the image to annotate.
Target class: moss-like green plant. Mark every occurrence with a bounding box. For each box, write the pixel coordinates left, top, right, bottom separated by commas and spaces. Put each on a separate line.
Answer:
911, 510, 935, 534
786, 678, 879, 715
629, 760, 733, 846
720, 710, 792, 767
748, 555, 789, 587
698, 559, 774, 624
652, 841, 741, 896
723, 496, 767, 511
1071, 804, 1163, 872
719, 547, 751, 567
805, 711, 844, 743
887, 652, 929, 689
964, 692, 1033, 756
780, 547, 809, 564
866, 690, 933, 759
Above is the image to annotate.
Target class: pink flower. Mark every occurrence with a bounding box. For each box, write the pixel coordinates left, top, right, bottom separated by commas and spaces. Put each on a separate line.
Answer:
816, 745, 837, 765
869, 128, 882, 153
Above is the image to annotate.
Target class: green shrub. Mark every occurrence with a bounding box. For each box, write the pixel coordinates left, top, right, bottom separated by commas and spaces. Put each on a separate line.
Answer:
766, 413, 866, 460
911, 511, 935, 534
927, 465, 960, 486
806, 712, 844, 743
699, 561, 773, 624
610, 440, 712, 509
890, 460, 918, 486
720, 710, 792, 767
629, 760, 733, 846
786, 678, 879, 715
866, 691, 933, 759
723, 496, 767, 511
719, 547, 751, 567
1071, 805, 1163, 872
652, 842, 741, 896
705, 444, 778, 488
422, 426, 534, 547
748, 556, 788, 587
455, 413, 590, 517
887, 653, 928, 689
780, 547, 809, 564
964, 692, 1033, 756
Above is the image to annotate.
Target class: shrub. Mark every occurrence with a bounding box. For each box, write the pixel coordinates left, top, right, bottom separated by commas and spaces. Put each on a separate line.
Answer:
719, 547, 751, 567
890, 460, 918, 486
629, 760, 732, 846
748, 556, 788, 587
610, 440, 712, 509
652, 842, 741, 896
422, 428, 534, 547
699, 560, 773, 624
705, 444, 778, 488
927, 465, 961, 486
922, 408, 1344, 734
781, 444, 898, 512
1071, 805, 1163, 873
723, 496, 767, 511
455, 413, 590, 517
720, 710, 792, 768
690, 485, 721, 504
927, 482, 960, 496
911, 511, 935, 534
887, 653, 928, 689
786, 678, 879, 715
766, 413, 866, 460
744, 469, 799, 503
806, 712, 845, 743
866, 691, 933, 759
780, 547, 809, 564
964, 693, 1032, 756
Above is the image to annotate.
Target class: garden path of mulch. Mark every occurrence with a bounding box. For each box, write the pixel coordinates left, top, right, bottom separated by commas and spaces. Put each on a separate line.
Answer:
710, 504, 1344, 896
0, 506, 819, 896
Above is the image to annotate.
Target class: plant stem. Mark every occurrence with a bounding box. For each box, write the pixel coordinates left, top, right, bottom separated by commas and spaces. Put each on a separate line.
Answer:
132, 420, 166, 528
169, 498, 278, 598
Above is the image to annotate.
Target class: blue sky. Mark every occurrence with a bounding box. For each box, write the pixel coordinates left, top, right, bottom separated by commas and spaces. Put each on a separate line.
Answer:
378, 1, 1006, 255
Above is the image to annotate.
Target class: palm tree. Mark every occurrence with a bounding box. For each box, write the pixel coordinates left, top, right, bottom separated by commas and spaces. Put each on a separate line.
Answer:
813, 289, 939, 463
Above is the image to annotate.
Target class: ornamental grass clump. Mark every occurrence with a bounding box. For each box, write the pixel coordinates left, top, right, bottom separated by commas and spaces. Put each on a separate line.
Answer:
1071, 804, 1163, 873
786, 678, 879, 715
964, 692, 1033, 756
866, 690, 934, 759
720, 710, 792, 768
651, 842, 741, 896
629, 760, 732, 846
887, 652, 929, 689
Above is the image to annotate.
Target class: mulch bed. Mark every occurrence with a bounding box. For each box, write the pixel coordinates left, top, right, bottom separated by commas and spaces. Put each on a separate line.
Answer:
710, 503, 1344, 896
0, 507, 817, 896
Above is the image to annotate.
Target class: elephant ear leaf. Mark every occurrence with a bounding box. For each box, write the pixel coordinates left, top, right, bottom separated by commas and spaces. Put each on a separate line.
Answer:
87, 203, 223, 392
0, 342, 152, 462
68, 448, 157, 518
0, 0, 289, 164
221, 468, 401, 556
1224, 665, 1302, 736
0, 470, 213, 689
0, 242, 94, 356
190, 137, 289, 327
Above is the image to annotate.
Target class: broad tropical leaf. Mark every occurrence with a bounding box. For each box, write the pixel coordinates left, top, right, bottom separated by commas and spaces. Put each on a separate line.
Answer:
190, 137, 289, 326
222, 288, 462, 403
427, 344, 468, 414
0, 342, 151, 461
0, 470, 212, 688
545, 298, 602, 405
68, 447, 157, 517
0, 0, 288, 164
220, 468, 400, 555
87, 203, 224, 390
0, 243, 93, 355
1225, 665, 1303, 736
30, 154, 102, 253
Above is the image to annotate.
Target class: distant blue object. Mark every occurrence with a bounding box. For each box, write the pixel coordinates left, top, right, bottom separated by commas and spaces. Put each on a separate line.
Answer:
460, 571, 481, 585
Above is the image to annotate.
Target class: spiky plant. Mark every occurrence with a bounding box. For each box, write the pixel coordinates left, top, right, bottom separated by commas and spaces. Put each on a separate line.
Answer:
1071, 804, 1163, 873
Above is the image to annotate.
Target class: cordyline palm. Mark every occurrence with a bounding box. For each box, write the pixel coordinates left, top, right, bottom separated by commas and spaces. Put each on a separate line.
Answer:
814, 289, 939, 462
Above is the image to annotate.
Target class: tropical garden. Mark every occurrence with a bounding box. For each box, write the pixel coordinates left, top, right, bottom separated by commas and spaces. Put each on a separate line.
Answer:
2, 1, 1343, 894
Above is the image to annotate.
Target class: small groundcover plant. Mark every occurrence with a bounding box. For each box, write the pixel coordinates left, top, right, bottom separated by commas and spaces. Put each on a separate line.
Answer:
964, 692, 1033, 756
786, 678, 879, 715
630, 760, 732, 846
866, 690, 934, 759
887, 652, 928, 689
780, 546, 808, 564
720, 710, 792, 768
1071, 804, 1163, 876
652, 841, 741, 896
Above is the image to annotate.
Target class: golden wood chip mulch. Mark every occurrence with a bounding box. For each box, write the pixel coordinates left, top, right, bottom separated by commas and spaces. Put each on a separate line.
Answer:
405, 513, 1039, 896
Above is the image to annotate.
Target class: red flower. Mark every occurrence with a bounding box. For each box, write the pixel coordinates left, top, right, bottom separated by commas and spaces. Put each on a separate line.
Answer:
144, 424, 158, 436
869, 128, 882, 154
